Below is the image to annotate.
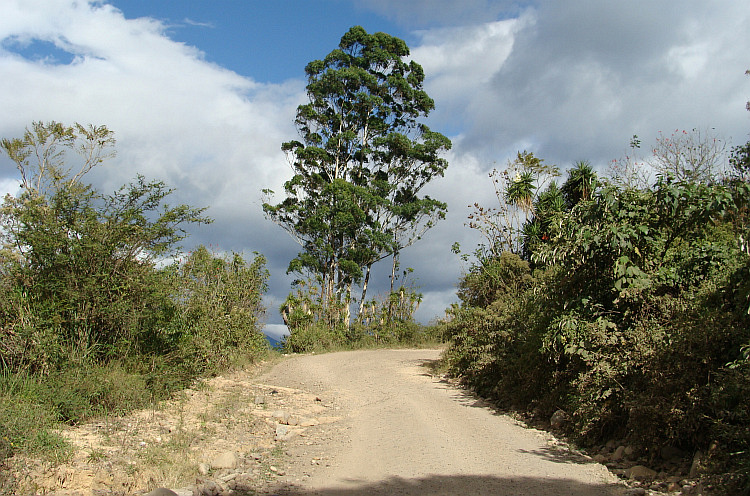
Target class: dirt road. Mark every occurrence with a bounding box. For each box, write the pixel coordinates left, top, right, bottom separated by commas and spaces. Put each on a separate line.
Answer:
16, 348, 629, 495
259, 348, 626, 496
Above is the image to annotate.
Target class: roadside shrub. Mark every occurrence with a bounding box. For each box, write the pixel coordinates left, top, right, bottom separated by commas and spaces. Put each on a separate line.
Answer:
456, 251, 533, 307
444, 166, 750, 487
0, 373, 70, 462
392, 321, 443, 345
282, 322, 347, 353
349, 320, 443, 348
41, 362, 152, 424
173, 246, 270, 371
0, 124, 272, 487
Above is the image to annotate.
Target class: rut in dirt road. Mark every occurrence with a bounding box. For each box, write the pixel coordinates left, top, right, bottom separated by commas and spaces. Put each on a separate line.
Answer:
259, 348, 626, 496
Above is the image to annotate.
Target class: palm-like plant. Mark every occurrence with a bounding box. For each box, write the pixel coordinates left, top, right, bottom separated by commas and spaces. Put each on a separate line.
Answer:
521, 219, 543, 260
562, 160, 598, 208
519, 182, 566, 260
506, 170, 536, 214
535, 181, 565, 216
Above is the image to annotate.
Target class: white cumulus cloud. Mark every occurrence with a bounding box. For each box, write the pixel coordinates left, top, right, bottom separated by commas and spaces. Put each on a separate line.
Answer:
2, 0, 750, 327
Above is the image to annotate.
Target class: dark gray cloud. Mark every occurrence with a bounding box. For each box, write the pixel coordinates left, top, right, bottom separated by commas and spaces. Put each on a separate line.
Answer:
415, 1, 750, 172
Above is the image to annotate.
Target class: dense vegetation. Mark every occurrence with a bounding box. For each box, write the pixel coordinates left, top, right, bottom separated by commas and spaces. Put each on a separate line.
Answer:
280, 269, 442, 353
0, 123, 271, 474
443, 130, 750, 491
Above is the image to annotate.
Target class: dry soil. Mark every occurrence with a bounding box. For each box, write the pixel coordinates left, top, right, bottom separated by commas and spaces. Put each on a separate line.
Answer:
257, 348, 626, 496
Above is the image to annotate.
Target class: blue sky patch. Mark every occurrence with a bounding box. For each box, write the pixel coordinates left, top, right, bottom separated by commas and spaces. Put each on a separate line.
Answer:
2, 36, 77, 65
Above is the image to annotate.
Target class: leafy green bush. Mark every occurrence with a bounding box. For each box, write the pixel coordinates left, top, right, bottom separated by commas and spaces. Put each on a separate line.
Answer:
456, 251, 533, 308
172, 246, 270, 371
444, 264, 559, 404
0, 124, 272, 487
0, 122, 210, 371
42, 362, 153, 423
445, 159, 750, 489
282, 322, 347, 353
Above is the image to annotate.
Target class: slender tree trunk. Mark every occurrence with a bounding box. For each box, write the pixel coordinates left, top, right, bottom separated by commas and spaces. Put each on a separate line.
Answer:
325, 260, 336, 326
390, 251, 399, 294
358, 264, 372, 318
344, 282, 352, 328
388, 251, 399, 324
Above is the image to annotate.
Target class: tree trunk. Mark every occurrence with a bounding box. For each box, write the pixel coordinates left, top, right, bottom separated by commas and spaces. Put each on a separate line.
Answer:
388, 251, 399, 324
344, 282, 352, 328
358, 264, 372, 318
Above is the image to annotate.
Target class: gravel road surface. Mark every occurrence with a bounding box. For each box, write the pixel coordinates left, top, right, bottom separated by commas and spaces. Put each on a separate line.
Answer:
258, 348, 626, 496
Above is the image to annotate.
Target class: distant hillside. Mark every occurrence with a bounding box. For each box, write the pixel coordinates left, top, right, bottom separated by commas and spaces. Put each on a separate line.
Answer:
264, 333, 283, 349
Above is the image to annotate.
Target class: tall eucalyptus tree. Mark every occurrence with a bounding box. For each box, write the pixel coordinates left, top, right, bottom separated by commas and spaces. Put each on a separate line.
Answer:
263, 26, 450, 325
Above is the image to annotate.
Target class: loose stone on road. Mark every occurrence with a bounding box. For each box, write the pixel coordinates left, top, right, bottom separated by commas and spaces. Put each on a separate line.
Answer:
259, 348, 626, 495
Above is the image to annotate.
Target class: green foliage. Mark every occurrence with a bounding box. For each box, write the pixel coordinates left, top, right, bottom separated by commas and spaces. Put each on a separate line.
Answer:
456, 251, 532, 308
282, 322, 348, 354
447, 148, 750, 487
355, 280, 424, 342
264, 26, 450, 327
0, 178, 210, 368
39, 361, 151, 423
0, 123, 271, 480
0, 122, 211, 370
0, 372, 70, 463
561, 160, 598, 208
467, 151, 559, 257
172, 245, 270, 370
281, 272, 434, 353
729, 140, 750, 182
443, 265, 557, 403
278, 277, 348, 353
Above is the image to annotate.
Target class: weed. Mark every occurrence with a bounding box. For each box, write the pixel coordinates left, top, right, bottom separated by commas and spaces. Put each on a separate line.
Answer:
86, 448, 107, 463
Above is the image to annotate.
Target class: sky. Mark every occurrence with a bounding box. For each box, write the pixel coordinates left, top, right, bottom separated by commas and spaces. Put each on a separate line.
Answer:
2, 0, 749, 339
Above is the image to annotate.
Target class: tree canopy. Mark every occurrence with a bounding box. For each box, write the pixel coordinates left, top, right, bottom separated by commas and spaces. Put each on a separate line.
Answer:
264, 26, 450, 328
0, 121, 213, 368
